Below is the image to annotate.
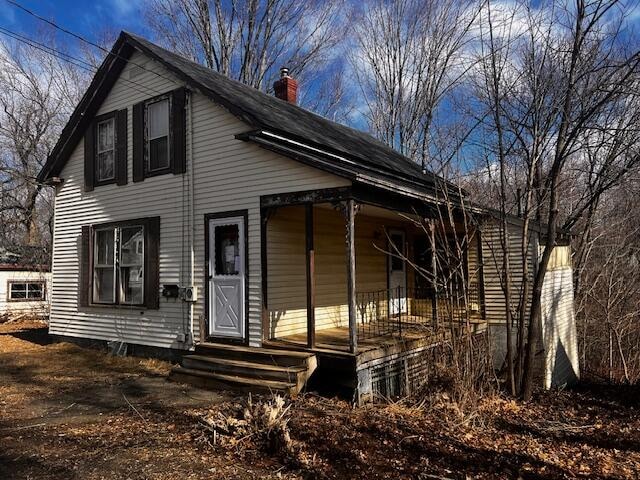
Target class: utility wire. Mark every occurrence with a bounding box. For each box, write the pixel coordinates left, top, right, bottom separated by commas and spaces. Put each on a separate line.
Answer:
0, 26, 165, 97
5, 0, 178, 86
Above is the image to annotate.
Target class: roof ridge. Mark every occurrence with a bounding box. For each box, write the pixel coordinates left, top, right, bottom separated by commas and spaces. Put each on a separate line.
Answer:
121, 31, 430, 179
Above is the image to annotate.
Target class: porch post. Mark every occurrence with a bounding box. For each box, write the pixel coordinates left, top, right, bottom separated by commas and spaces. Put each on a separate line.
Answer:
260, 207, 270, 342
305, 203, 316, 348
429, 219, 439, 329
345, 198, 357, 353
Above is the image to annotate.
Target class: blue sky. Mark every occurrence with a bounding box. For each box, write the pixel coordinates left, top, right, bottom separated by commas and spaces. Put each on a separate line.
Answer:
0, 0, 147, 41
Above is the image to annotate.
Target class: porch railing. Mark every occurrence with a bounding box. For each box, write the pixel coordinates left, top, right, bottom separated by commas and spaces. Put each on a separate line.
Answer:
355, 284, 481, 342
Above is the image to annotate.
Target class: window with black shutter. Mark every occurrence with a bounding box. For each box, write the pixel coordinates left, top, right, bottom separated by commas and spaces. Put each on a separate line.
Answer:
79, 217, 160, 309
84, 109, 128, 191
133, 88, 187, 181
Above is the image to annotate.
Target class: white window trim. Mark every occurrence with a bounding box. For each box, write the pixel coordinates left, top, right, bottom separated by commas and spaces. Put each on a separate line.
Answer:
145, 95, 171, 173
119, 225, 145, 306
92, 224, 145, 306
8, 281, 46, 302
92, 227, 117, 304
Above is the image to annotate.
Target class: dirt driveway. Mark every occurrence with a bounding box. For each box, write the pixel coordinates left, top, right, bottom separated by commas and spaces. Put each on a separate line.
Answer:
0, 320, 292, 479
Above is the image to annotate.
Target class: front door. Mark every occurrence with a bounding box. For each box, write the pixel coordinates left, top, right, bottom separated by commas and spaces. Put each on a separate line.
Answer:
388, 229, 407, 315
208, 215, 245, 340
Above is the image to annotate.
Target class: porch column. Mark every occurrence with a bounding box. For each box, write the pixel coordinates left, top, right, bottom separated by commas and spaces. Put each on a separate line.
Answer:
429, 219, 439, 329
345, 198, 357, 353
305, 203, 316, 348
260, 207, 271, 342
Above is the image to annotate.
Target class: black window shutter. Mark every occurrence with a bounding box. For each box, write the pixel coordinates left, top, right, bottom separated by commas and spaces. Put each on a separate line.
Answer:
83, 125, 95, 192
133, 101, 145, 182
144, 216, 160, 309
171, 87, 187, 174
116, 109, 128, 186
79, 225, 91, 307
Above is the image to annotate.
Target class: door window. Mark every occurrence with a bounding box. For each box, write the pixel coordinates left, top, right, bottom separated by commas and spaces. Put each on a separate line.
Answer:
215, 224, 240, 276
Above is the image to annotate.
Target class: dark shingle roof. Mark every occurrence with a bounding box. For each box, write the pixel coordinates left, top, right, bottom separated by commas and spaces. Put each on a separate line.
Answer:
39, 31, 459, 199
125, 33, 439, 187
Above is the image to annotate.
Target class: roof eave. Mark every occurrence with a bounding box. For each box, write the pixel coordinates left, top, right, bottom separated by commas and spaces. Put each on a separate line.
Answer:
38, 34, 134, 182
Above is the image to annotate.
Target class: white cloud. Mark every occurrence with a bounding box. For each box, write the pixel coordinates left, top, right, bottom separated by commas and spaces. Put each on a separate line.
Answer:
109, 0, 137, 19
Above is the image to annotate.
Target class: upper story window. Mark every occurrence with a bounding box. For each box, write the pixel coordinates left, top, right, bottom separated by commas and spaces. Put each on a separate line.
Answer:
84, 109, 127, 192
133, 88, 187, 182
96, 117, 116, 182
146, 96, 170, 173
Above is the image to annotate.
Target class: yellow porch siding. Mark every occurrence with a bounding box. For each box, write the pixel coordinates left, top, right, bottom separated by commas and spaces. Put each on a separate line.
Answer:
267, 206, 407, 338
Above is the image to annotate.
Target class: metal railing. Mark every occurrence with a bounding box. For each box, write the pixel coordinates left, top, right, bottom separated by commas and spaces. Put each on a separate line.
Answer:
355, 284, 482, 342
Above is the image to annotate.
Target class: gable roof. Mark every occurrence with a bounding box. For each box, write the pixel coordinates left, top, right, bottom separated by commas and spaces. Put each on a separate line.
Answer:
38, 31, 460, 201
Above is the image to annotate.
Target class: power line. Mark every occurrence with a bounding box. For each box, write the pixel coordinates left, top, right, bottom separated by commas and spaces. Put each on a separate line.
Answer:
0, 26, 165, 97
5, 0, 178, 86
0, 27, 156, 97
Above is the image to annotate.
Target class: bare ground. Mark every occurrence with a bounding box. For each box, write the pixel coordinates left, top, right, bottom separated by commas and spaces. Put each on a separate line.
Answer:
1, 320, 639, 479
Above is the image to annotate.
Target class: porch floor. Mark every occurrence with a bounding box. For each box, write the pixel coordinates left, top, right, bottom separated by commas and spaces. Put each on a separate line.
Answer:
268, 320, 435, 354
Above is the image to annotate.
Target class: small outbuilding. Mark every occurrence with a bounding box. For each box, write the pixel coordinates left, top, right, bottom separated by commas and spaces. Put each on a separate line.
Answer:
0, 244, 51, 321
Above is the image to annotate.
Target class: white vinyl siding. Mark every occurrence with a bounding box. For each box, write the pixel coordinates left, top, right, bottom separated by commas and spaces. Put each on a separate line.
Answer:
49, 50, 349, 349
540, 246, 580, 388
0, 270, 51, 317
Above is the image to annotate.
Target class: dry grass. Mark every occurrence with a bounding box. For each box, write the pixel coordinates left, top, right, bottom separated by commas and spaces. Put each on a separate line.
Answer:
0, 320, 297, 479
2, 320, 639, 479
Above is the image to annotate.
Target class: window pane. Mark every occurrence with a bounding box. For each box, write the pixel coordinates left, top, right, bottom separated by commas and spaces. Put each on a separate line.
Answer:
95, 229, 115, 266
149, 136, 169, 170
120, 266, 144, 304
120, 226, 144, 304
97, 151, 115, 181
215, 224, 240, 275
27, 283, 44, 299
97, 118, 114, 151
10, 283, 27, 299
148, 99, 168, 139
94, 268, 115, 303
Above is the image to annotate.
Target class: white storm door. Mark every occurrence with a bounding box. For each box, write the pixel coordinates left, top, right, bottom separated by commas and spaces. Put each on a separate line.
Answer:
208, 216, 245, 339
388, 229, 407, 315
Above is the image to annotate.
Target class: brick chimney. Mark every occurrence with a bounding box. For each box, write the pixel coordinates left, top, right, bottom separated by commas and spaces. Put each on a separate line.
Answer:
273, 67, 297, 104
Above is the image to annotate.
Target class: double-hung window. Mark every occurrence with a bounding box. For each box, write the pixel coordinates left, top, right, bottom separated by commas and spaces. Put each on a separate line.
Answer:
146, 96, 170, 174
85, 109, 127, 191
132, 88, 186, 182
8, 282, 45, 301
92, 223, 145, 306
96, 117, 115, 182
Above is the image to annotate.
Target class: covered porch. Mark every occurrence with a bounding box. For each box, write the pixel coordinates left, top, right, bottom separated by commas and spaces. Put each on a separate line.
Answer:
260, 186, 486, 357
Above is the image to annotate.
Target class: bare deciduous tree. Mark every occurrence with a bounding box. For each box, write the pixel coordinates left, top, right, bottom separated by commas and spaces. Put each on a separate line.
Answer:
143, 0, 349, 119
351, 0, 479, 171
470, 0, 640, 398
0, 31, 86, 247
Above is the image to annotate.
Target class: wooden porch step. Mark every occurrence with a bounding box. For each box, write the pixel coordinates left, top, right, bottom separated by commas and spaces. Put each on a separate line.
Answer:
181, 355, 307, 383
170, 366, 297, 395
195, 342, 316, 368
170, 342, 318, 395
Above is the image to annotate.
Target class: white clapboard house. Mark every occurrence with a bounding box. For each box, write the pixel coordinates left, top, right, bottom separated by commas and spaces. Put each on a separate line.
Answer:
38, 32, 579, 401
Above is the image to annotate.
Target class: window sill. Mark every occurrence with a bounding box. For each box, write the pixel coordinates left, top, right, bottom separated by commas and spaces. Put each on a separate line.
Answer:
85, 303, 156, 311
7, 298, 46, 303
94, 178, 119, 187
143, 167, 173, 179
